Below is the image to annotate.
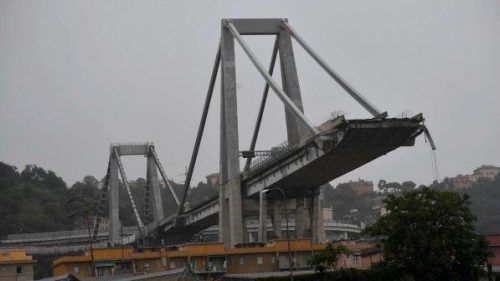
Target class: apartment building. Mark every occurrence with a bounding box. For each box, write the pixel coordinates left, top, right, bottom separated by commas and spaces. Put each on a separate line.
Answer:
52, 240, 380, 280
0, 249, 35, 281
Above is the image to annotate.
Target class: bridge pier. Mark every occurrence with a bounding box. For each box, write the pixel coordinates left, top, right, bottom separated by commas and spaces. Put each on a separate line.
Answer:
218, 187, 230, 243
258, 191, 267, 242
272, 199, 283, 239
310, 187, 326, 243
220, 24, 244, 246
146, 155, 164, 223
109, 154, 120, 245
296, 197, 305, 238
93, 143, 180, 247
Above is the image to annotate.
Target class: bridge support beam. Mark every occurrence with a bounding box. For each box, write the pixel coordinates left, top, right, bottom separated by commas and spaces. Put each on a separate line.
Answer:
109, 155, 120, 245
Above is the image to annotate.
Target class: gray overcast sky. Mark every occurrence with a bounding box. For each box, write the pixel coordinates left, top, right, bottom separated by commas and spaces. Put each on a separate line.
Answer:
1, 0, 499, 187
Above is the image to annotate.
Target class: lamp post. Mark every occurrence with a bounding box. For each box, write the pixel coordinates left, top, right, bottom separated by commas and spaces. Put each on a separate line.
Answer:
263, 187, 293, 281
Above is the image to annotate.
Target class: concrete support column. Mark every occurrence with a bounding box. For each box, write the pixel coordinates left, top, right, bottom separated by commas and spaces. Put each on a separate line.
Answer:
218, 193, 229, 243
109, 155, 120, 245
219, 58, 229, 243
258, 191, 268, 242
278, 30, 308, 145
295, 197, 305, 238
220, 24, 243, 246
311, 187, 326, 243
147, 156, 164, 223
273, 199, 283, 239
227, 178, 243, 246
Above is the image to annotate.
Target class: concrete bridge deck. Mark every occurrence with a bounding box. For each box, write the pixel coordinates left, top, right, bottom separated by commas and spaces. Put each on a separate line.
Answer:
243, 116, 423, 198
150, 116, 423, 242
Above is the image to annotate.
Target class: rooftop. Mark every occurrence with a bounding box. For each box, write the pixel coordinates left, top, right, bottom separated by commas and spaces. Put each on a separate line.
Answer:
0, 248, 34, 264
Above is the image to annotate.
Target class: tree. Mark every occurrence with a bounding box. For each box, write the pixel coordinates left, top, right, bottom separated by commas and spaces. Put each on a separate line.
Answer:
308, 243, 352, 273
401, 181, 416, 192
365, 187, 490, 281
377, 180, 403, 193
0, 162, 19, 187
20, 164, 66, 190
377, 180, 387, 193
385, 182, 402, 193
83, 175, 99, 187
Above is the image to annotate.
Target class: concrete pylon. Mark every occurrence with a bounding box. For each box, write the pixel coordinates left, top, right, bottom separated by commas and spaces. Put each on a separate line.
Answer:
216, 19, 317, 246
147, 156, 164, 223
278, 30, 310, 242
108, 155, 120, 245
218, 60, 230, 243
278, 29, 308, 146
219, 23, 243, 246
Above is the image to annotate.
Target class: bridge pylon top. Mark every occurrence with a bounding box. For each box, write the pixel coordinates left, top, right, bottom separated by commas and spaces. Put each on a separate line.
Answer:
221, 18, 287, 35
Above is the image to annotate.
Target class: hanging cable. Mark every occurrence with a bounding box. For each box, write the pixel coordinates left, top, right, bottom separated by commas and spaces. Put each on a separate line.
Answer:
423, 125, 439, 185
431, 149, 440, 184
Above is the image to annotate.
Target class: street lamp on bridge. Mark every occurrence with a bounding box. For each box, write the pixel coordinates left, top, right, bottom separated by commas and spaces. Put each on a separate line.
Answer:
263, 187, 293, 281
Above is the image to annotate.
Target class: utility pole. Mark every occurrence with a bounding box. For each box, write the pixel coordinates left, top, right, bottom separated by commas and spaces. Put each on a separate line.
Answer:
121, 226, 125, 272
85, 215, 97, 281
68, 193, 97, 281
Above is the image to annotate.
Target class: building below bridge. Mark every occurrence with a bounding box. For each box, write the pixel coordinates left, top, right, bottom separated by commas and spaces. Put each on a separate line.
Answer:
0, 249, 35, 281
484, 234, 500, 274
52, 240, 381, 280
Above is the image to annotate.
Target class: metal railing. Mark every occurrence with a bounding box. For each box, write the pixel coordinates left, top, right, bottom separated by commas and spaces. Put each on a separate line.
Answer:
245, 141, 297, 175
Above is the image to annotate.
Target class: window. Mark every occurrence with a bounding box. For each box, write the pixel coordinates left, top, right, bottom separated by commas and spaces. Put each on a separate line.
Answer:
16, 266, 23, 274
73, 266, 80, 274
256, 256, 263, 265
161, 257, 167, 267
144, 262, 151, 271
239, 257, 245, 265
169, 261, 176, 269
353, 255, 361, 262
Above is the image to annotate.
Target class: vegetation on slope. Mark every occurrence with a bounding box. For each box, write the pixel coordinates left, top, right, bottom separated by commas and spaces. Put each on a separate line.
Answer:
0, 161, 219, 238
1, 161, 499, 238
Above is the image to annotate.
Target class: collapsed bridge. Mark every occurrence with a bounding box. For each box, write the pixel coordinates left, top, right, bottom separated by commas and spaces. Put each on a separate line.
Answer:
93, 18, 434, 247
